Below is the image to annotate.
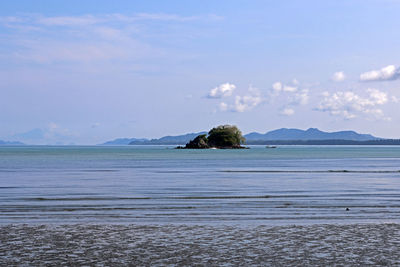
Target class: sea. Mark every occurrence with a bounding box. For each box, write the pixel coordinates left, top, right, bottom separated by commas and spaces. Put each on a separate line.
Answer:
1, 145, 400, 225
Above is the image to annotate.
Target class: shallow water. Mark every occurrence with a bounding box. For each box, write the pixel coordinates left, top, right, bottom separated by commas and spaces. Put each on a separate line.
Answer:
1, 145, 400, 225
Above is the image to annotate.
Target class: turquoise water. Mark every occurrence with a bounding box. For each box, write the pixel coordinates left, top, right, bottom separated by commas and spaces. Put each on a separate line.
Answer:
1, 145, 400, 224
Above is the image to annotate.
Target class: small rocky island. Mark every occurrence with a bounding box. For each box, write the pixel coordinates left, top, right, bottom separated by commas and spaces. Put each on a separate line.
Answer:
177, 125, 248, 149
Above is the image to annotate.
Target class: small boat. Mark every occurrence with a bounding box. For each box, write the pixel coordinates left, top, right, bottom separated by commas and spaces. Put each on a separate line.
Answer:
265, 145, 277, 149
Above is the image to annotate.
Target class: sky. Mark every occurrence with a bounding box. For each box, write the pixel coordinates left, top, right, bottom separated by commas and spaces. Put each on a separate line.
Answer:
1, 0, 400, 144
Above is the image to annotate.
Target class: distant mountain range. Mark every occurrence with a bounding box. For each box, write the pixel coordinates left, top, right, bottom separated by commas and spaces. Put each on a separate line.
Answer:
245, 128, 379, 141
101, 128, 382, 145
102, 138, 149, 145
10, 128, 76, 145
248, 139, 400, 145
102, 132, 207, 145
0, 140, 24, 145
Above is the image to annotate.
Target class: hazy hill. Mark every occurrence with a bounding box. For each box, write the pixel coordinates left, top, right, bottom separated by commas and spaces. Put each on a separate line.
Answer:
244, 128, 379, 141
247, 139, 400, 145
102, 138, 148, 145
101, 132, 207, 145
141, 132, 208, 145
101, 128, 380, 145
0, 140, 24, 145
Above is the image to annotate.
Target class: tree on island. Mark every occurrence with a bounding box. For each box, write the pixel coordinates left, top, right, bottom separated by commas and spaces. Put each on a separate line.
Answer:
180, 125, 247, 149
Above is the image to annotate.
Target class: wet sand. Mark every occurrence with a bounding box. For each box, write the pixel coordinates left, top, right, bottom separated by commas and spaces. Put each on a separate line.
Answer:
1, 223, 400, 266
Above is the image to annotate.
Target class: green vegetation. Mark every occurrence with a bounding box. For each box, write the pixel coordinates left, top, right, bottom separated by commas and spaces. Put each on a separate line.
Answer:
180, 125, 247, 149
208, 125, 245, 148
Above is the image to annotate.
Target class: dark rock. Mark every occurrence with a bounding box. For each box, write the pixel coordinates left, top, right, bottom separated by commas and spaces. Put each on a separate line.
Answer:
183, 134, 209, 149
177, 125, 249, 149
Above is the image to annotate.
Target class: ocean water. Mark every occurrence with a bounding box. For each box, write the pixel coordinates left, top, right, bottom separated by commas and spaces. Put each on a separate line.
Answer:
1, 145, 400, 225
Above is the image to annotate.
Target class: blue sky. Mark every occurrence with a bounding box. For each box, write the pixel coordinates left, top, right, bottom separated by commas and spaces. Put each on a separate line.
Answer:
1, 0, 400, 144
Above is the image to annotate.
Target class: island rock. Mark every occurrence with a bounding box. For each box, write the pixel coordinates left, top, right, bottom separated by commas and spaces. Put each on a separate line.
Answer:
185, 134, 210, 149
177, 125, 248, 149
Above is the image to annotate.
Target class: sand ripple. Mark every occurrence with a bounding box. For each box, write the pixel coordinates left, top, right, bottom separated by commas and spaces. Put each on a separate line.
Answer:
1, 224, 400, 266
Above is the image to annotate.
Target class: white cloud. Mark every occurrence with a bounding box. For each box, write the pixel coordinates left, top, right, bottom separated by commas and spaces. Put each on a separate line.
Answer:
316, 89, 389, 120
272, 81, 297, 93
1, 13, 220, 28
332, 71, 345, 82
272, 82, 283, 92
93, 27, 127, 41
15, 42, 137, 63
233, 94, 262, 112
368, 88, 388, 104
1, 15, 159, 64
213, 84, 262, 112
360, 65, 400, 82
391, 96, 400, 103
270, 80, 305, 114
231, 85, 262, 112
0, 13, 220, 65
109, 13, 223, 23
280, 108, 295, 116
208, 83, 236, 98
283, 85, 297, 92
219, 102, 228, 111
37, 15, 100, 26
290, 89, 309, 105
125, 13, 202, 22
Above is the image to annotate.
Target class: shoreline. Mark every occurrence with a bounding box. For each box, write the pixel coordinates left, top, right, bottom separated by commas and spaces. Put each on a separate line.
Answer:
1, 223, 399, 265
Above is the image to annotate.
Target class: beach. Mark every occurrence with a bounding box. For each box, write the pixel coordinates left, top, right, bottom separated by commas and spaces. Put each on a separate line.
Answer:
1, 223, 400, 266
